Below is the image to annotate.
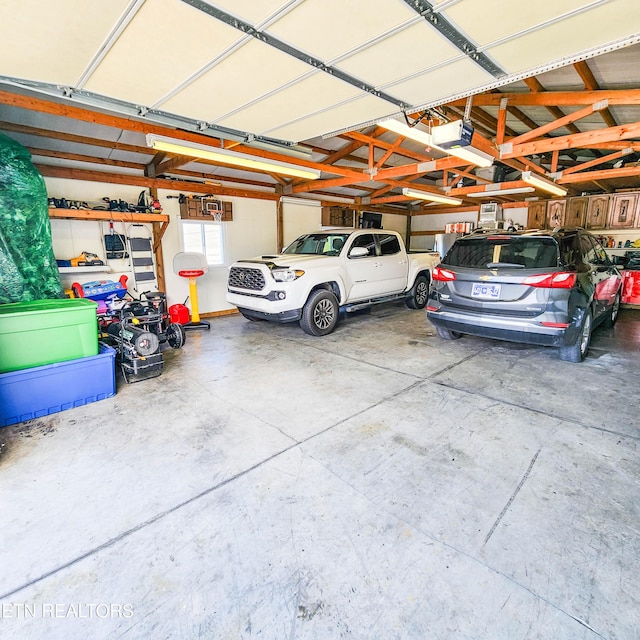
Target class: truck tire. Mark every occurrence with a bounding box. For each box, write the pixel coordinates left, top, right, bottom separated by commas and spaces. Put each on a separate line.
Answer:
406, 274, 429, 310
559, 309, 592, 362
300, 289, 339, 336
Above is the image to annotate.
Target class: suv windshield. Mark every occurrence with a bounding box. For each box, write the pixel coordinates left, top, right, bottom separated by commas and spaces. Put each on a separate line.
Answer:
442, 235, 559, 269
283, 233, 351, 256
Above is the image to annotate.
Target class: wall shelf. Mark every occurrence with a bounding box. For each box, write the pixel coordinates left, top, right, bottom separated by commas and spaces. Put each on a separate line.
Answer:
58, 265, 112, 274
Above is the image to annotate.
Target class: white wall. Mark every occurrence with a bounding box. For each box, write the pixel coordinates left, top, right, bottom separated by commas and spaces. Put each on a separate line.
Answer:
282, 201, 322, 249
409, 206, 529, 251
45, 177, 277, 313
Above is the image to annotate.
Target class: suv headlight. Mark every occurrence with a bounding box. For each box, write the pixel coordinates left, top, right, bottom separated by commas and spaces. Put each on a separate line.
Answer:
272, 268, 305, 282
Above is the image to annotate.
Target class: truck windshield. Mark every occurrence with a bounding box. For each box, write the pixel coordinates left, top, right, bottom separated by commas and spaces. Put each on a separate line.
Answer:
282, 233, 351, 256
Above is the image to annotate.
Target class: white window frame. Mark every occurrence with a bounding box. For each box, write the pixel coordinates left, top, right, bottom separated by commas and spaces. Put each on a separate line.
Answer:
180, 220, 226, 267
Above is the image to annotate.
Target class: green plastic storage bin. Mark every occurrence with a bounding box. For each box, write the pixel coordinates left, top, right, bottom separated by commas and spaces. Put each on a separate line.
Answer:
0, 298, 98, 374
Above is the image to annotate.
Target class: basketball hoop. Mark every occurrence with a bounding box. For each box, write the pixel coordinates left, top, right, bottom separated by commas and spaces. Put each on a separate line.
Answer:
212, 209, 223, 222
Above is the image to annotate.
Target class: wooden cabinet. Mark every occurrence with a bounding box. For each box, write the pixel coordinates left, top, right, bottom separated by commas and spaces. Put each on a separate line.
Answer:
179, 197, 233, 221
546, 199, 567, 228
565, 197, 588, 228
608, 193, 639, 229
586, 194, 609, 229
526, 201, 546, 229
321, 206, 355, 227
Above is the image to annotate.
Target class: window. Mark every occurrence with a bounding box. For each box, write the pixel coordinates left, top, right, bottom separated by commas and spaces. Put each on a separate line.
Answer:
181, 221, 224, 265
349, 233, 376, 257
379, 234, 401, 256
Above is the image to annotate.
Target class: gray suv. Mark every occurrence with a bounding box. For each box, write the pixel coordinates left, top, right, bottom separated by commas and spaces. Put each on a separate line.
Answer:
426, 228, 622, 361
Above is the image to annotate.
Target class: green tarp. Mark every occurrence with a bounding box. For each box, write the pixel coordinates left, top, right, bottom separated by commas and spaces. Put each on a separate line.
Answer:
0, 133, 64, 303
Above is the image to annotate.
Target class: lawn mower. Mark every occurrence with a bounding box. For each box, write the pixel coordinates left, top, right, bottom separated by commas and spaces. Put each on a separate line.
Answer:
100, 291, 185, 383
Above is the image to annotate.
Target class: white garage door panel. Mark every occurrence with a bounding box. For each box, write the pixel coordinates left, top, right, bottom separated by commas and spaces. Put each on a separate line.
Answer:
387, 58, 493, 107
203, 0, 295, 28
487, 0, 640, 74
0, 0, 130, 85
445, 0, 598, 48
266, 93, 393, 141
160, 39, 311, 123
336, 21, 460, 88
218, 72, 364, 136
266, 0, 417, 63
83, 0, 243, 107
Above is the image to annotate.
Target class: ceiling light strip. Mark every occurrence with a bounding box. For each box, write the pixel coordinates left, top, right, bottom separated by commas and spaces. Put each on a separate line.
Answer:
402, 187, 462, 205
521, 171, 568, 197
146, 134, 321, 180
75, 0, 146, 89
180, 0, 408, 109
400, 0, 506, 78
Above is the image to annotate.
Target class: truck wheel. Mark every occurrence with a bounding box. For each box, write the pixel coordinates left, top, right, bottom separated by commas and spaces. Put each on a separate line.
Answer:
300, 289, 339, 336
406, 274, 429, 310
559, 309, 592, 362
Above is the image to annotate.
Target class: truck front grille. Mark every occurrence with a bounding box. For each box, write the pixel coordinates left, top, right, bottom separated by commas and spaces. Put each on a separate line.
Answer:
228, 267, 265, 291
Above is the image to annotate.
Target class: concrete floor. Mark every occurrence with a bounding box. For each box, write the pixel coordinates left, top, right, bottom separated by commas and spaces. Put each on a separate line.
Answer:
1, 304, 639, 639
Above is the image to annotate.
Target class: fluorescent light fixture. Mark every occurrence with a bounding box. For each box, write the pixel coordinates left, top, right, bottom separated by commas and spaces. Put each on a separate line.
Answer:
379, 118, 494, 168
467, 186, 535, 198
146, 134, 321, 180
280, 196, 322, 207
446, 146, 494, 168
521, 171, 568, 196
402, 187, 462, 206
379, 118, 439, 148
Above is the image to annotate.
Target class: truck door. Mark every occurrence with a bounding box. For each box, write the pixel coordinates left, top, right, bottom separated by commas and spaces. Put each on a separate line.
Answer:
376, 233, 408, 294
346, 233, 382, 300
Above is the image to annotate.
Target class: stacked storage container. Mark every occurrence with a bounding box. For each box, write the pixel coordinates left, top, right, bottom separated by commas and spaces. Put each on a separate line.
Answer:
0, 298, 116, 426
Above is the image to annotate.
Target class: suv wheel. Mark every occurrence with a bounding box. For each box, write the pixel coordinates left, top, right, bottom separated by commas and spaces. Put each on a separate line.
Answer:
406, 274, 429, 310
603, 291, 621, 328
436, 326, 462, 340
300, 289, 339, 336
559, 309, 592, 362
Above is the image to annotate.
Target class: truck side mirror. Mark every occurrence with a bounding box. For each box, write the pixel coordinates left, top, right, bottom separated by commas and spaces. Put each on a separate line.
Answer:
348, 247, 369, 258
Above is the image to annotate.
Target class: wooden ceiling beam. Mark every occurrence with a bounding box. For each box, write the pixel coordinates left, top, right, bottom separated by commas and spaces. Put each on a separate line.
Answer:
341, 130, 435, 163
502, 121, 640, 158
508, 101, 608, 146
558, 164, 640, 184
523, 77, 582, 136
0, 120, 146, 154
35, 165, 280, 201
0, 90, 362, 179
447, 89, 640, 107
28, 147, 145, 170
560, 149, 635, 175
574, 61, 618, 128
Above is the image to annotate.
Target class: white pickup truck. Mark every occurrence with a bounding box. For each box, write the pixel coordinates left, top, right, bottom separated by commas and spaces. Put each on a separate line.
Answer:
226, 229, 440, 336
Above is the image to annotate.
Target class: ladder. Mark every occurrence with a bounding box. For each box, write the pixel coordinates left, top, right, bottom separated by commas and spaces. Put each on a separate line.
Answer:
127, 224, 157, 293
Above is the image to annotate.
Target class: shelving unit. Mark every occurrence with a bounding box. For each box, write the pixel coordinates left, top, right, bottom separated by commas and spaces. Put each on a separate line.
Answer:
48, 208, 170, 290
58, 265, 112, 274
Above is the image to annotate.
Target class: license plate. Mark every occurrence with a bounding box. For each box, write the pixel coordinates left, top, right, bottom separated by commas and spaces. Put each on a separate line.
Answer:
471, 282, 501, 299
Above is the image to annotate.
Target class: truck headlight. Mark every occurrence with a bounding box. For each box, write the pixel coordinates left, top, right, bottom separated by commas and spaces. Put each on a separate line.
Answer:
272, 269, 305, 282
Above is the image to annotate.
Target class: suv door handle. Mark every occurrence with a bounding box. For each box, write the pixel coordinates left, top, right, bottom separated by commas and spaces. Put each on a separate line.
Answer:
374, 262, 382, 267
